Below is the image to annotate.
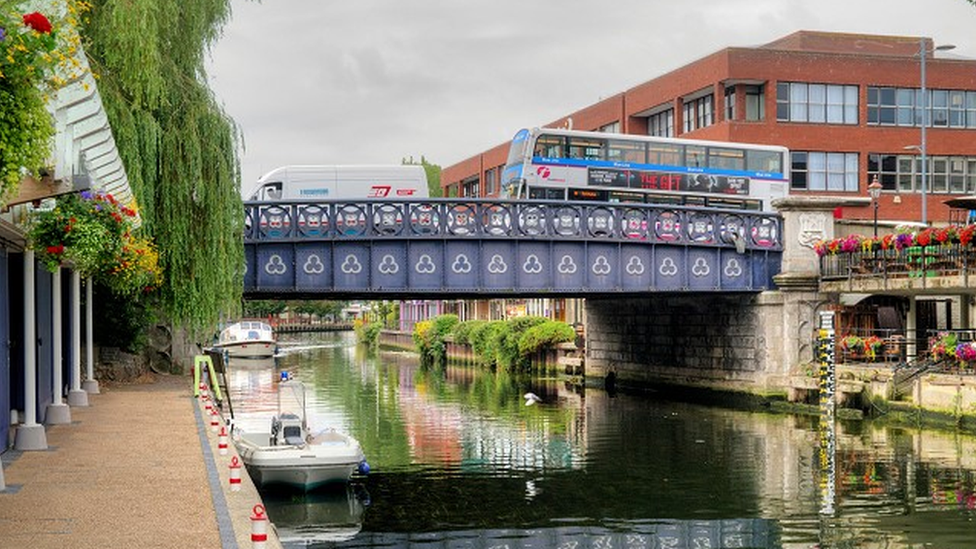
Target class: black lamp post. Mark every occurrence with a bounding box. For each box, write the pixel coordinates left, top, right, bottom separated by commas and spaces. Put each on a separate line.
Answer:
868, 176, 882, 238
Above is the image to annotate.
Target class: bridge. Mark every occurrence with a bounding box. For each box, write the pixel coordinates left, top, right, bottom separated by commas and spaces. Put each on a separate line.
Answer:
243, 199, 783, 298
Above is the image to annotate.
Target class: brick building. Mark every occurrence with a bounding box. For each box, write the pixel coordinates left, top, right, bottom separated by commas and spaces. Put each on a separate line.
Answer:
442, 31, 976, 226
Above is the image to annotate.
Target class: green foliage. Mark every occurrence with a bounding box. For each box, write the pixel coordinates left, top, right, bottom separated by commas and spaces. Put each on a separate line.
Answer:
518, 322, 576, 355
80, 0, 243, 334
91, 280, 158, 352
453, 316, 573, 371
412, 314, 459, 367
354, 318, 381, 348
402, 155, 442, 198
243, 300, 286, 318
0, 81, 53, 203
0, 3, 88, 205
453, 320, 487, 346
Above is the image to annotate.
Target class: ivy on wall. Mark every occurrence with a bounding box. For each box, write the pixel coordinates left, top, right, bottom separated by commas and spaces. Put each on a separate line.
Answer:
80, 0, 243, 332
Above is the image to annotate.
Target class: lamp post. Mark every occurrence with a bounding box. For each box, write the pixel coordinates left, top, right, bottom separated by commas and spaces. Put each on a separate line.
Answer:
868, 176, 882, 238
916, 38, 956, 226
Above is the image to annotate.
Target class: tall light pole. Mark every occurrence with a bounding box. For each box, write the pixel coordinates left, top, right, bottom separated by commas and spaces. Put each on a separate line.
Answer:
917, 38, 956, 226
868, 176, 882, 238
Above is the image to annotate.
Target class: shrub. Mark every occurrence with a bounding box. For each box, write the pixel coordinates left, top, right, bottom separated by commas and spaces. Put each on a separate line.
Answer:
354, 318, 382, 348
413, 314, 459, 367
453, 320, 487, 346
518, 321, 576, 356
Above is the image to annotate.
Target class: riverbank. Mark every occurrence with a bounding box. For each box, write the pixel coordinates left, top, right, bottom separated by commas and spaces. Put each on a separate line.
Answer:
0, 372, 283, 549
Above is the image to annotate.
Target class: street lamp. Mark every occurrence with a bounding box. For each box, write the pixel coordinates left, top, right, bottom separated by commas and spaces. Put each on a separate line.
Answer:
868, 176, 882, 238
915, 38, 956, 226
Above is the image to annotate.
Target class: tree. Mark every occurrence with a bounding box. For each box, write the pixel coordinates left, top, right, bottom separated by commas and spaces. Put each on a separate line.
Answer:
80, 0, 243, 336
402, 156, 442, 197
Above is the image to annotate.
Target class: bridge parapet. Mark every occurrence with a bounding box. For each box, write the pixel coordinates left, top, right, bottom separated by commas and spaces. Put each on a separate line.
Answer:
243, 199, 784, 297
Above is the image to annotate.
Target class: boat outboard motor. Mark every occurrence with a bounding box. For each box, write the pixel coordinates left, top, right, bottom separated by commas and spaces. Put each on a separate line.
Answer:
270, 415, 281, 446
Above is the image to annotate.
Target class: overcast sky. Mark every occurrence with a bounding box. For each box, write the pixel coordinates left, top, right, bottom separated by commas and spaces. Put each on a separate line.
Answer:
206, 0, 976, 193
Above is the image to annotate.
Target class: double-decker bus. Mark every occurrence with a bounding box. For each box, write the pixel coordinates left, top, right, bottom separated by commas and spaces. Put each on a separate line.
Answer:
502, 128, 789, 211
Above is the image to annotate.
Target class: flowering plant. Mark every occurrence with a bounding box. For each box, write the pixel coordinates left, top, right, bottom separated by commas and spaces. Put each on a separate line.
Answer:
863, 335, 884, 360
27, 191, 160, 295
840, 335, 866, 354
0, 2, 88, 205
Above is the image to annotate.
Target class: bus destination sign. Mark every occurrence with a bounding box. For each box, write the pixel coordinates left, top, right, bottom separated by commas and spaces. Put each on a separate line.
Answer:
587, 168, 750, 196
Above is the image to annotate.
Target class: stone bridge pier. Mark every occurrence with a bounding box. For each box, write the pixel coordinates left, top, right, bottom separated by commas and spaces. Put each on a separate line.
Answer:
585, 196, 866, 397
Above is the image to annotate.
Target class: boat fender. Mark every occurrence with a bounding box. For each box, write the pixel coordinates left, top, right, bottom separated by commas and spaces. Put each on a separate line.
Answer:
358, 460, 370, 475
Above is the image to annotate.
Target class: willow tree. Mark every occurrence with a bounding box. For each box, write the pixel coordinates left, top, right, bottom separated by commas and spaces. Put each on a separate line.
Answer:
79, 0, 243, 333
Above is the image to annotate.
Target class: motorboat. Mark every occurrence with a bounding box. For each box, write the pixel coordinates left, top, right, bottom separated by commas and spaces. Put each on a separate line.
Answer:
214, 320, 277, 358
232, 381, 369, 491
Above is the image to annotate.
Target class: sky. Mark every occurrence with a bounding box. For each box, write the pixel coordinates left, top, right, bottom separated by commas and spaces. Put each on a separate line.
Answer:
206, 0, 976, 194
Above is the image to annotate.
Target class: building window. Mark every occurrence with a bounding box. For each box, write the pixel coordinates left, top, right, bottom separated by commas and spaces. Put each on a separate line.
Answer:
870, 153, 976, 194
682, 94, 713, 133
647, 109, 673, 137
461, 176, 479, 197
484, 167, 498, 196
725, 86, 736, 121
745, 85, 765, 121
598, 121, 620, 133
777, 82, 858, 124
791, 151, 858, 191
868, 87, 976, 128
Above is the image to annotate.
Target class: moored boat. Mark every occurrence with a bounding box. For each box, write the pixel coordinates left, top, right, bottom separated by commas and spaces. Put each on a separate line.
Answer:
214, 320, 277, 358
232, 381, 368, 491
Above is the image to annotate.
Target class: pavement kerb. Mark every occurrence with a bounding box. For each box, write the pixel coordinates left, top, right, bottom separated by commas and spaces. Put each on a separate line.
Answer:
194, 384, 284, 549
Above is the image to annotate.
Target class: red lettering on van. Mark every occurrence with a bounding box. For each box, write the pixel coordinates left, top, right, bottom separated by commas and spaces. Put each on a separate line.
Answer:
396, 189, 416, 196
368, 186, 391, 198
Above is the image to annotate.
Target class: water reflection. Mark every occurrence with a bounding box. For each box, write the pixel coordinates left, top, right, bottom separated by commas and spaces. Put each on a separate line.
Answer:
226, 332, 976, 549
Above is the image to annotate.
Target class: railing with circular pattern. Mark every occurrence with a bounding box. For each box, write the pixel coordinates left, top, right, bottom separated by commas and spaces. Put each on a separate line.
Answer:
244, 199, 783, 250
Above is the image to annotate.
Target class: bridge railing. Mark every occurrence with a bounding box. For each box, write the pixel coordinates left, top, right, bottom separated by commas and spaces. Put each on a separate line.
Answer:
243, 198, 783, 250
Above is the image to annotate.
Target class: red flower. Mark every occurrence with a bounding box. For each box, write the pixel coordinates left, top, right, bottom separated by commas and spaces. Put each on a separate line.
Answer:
46, 245, 64, 255
22, 12, 52, 34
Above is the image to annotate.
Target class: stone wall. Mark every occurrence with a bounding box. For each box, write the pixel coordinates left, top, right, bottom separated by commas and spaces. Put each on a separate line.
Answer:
586, 294, 777, 391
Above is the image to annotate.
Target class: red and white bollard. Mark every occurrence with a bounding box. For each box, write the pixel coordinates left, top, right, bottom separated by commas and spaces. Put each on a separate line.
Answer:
199, 382, 208, 399
229, 456, 242, 492
204, 395, 212, 414
250, 504, 268, 548
218, 426, 228, 456
210, 408, 220, 433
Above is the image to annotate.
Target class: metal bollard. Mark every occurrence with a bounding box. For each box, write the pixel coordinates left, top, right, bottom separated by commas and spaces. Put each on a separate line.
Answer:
250, 504, 268, 548
218, 426, 228, 456
229, 456, 242, 492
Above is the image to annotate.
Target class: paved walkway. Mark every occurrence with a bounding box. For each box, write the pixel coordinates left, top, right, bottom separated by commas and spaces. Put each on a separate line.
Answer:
0, 373, 281, 549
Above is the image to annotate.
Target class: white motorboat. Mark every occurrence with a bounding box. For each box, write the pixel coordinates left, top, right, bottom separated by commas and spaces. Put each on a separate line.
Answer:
214, 320, 277, 358
232, 381, 368, 491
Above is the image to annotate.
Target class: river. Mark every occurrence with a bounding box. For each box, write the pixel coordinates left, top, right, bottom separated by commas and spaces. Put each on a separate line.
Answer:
225, 331, 976, 548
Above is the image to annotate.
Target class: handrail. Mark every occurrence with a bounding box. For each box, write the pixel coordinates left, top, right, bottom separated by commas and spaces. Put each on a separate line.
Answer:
242, 198, 784, 251
820, 243, 974, 282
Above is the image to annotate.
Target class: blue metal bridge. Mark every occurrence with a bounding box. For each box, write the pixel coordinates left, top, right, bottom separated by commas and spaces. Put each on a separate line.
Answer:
243, 199, 783, 298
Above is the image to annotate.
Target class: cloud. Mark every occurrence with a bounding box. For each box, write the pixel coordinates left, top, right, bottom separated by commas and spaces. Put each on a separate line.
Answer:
208, 0, 976, 190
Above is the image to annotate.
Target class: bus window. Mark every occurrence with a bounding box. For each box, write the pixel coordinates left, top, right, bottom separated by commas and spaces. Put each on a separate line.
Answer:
567, 136, 605, 161
607, 139, 646, 164
648, 143, 682, 166
685, 145, 706, 168
529, 187, 566, 200
747, 150, 784, 174
533, 135, 566, 158
608, 190, 645, 203
708, 147, 745, 171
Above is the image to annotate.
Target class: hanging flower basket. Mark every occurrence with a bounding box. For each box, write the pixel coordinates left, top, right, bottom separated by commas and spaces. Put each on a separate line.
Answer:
27, 191, 161, 295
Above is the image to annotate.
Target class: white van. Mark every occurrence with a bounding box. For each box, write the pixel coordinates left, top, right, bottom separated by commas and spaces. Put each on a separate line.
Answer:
246, 165, 429, 201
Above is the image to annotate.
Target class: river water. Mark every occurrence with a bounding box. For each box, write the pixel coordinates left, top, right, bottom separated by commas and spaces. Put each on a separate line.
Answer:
225, 331, 976, 549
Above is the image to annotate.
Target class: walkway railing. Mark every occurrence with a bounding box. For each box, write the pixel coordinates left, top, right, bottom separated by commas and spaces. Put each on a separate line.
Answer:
820, 244, 976, 282
243, 198, 784, 250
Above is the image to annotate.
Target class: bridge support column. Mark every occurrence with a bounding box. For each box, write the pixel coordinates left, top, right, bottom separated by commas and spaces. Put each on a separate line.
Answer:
771, 196, 869, 389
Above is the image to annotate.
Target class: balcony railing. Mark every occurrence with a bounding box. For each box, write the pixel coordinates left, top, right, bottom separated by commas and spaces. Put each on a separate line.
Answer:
820, 244, 976, 281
